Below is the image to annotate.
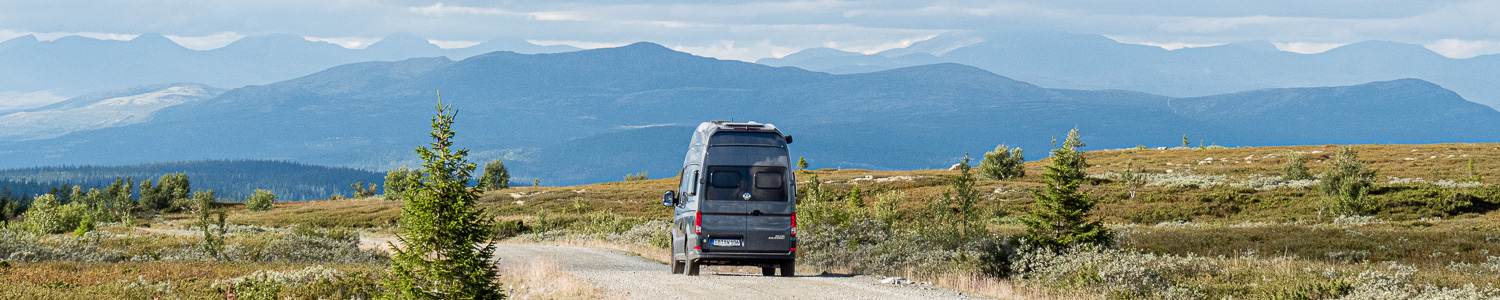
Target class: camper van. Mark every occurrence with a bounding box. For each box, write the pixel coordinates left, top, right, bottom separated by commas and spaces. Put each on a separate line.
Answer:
662, 121, 796, 276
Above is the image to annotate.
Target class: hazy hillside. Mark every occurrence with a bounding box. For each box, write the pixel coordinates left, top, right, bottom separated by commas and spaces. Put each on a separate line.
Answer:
0, 33, 579, 101
0, 83, 223, 141
761, 31, 1500, 109
2, 43, 1497, 185
0, 160, 384, 201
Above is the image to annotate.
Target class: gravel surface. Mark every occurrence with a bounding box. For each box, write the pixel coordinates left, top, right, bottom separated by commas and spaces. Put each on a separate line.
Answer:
492, 244, 988, 300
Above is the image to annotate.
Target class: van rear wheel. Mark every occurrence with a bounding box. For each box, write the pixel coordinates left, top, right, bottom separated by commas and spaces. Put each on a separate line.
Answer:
672, 260, 685, 274
779, 261, 795, 277
686, 261, 701, 276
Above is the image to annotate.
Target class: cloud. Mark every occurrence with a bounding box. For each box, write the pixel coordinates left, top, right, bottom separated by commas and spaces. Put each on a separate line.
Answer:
1273, 42, 1348, 54
428, 39, 481, 49
1425, 39, 1500, 59
0, 0, 1494, 60
303, 36, 382, 49
165, 32, 245, 50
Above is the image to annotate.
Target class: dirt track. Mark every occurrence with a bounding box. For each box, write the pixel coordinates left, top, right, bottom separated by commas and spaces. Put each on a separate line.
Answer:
491, 244, 986, 300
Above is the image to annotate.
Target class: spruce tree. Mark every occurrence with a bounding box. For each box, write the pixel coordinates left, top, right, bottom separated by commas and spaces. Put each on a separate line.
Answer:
846, 185, 864, 212
979, 144, 1025, 180
1022, 128, 1111, 250
797, 157, 809, 172
949, 154, 983, 239
384, 96, 502, 299
476, 158, 510, 191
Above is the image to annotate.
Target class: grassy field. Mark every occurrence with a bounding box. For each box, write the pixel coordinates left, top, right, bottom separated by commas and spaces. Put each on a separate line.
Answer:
5, 142, 1500, 299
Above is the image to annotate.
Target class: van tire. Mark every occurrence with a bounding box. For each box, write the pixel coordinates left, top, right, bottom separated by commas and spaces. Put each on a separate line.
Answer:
686, 261, 701, 276
762, 266, 776, 276
779, 261, 795, 277
672, 260, 685, 274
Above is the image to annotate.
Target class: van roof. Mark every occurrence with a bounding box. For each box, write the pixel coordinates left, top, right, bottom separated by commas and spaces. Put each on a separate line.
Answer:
706, 120, 779, 132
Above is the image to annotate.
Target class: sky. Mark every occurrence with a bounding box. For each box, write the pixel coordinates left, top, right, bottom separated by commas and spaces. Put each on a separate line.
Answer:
1, 0, 1497, 61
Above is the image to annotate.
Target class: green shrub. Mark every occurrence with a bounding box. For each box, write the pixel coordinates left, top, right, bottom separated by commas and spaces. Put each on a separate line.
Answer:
1319, 147, 1378, 215
1282, 152, 1312, 180
18, 194, 89, 234
623, 172, 649, 181
477, 158, 511, 190
383, 166, 419, 201
245, 189, 276, 211
980, 144, 1025, 180
72, 214, 95, 237
494, 220, 530, 239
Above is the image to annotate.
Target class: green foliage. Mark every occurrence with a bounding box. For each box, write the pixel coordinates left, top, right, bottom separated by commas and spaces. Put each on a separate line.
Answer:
141, 173, 191, 212
871, 191, 902, 225
797, 156, 809, 172
534, 178, 540, 187
195, 190, 228, 261
0, 188, 23, 226
384, 96, 502, 299
1182, 134, 1189, 148
72, 213, 95, 237
623, 172, 648, 182
1319, 147, 1379, 215
1463, 159, 1483, 182
384, 166, 419, 201
1022, 128, 1112, 250
980, 144, 1025, 180
796, 173, 850, 231
351, 182, 377, 198
1119, 159, 1145, 200
846, 185, 864, 213
246, 189, 276, 211
18, 194, 87, 234
949, 154, 984, 239
1282, 152, 1312, 180
476, 158, 511, 191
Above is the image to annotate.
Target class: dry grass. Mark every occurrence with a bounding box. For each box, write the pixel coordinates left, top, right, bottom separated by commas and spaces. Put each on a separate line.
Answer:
227, 196, 402, 230
497, 256, 619, 300
0, 261, 383, 299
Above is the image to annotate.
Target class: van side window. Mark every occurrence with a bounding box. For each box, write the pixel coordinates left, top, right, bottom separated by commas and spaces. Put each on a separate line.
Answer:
678, 167, 692, 196
691, 170, 700, 195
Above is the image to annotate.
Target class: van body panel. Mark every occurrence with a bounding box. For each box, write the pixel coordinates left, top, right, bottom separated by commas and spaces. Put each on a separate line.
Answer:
670, 121, 797, 269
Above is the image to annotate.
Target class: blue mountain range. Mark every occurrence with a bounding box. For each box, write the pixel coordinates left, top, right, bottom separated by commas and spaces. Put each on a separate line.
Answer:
2, 42, 1497, 185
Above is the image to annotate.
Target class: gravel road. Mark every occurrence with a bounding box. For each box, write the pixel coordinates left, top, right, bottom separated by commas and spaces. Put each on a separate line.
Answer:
135, 227, 984, 299
492, 244, 987, 300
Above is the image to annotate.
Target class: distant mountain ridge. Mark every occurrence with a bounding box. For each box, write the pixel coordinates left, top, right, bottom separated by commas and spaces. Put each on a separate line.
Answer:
0, 33, 580, 99
1, 43, 1496, 185
759, 31, 1500, 110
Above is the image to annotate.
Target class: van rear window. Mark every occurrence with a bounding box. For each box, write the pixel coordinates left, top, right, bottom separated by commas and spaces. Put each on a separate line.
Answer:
710, 171, 741, 188
703, 166, 787, 201
708, 132, 783, 146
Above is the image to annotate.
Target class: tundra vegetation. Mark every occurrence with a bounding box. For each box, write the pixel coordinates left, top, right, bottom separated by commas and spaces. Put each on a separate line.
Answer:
4, 135, 1500, 298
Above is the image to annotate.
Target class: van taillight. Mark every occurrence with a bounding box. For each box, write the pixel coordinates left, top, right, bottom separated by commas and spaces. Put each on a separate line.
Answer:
694, 211, 702, 234
790, 213, 797, 236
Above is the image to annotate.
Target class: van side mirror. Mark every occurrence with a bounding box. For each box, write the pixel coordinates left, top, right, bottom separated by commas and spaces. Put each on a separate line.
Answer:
784, 135, 793, 144
662, 191, 676, 206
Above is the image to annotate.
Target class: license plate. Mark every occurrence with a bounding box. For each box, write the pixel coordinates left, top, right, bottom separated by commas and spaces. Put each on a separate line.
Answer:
711, 239, 743, 247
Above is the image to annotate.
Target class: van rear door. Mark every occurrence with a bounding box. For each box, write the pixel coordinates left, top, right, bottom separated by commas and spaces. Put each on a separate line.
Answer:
700, 166, 794, 253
